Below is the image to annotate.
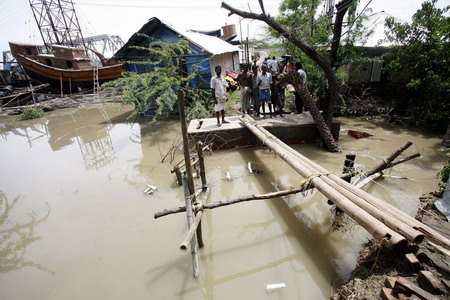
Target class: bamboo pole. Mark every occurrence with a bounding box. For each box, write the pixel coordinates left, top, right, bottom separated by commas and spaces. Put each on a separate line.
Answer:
244, 117, 449, 248
178, 90, 204, 248
178, 90, 195, 196
255, 122, 423, 244
239, 116, 407, 249
245, 117, 425, 243
182, 175, 199, 278
180, 211, 203, 252
197, 141, 207, 191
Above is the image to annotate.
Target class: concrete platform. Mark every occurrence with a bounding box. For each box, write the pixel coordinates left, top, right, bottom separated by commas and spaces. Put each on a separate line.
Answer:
188, 112, 340, 149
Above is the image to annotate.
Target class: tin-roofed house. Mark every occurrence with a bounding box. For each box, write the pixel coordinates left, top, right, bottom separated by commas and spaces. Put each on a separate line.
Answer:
112, 17, 241, 88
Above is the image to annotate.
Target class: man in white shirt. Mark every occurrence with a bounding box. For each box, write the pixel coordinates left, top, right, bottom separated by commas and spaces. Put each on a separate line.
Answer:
268, 56, 278, 75
210, 65, 229, 126
257, 65, 273, 118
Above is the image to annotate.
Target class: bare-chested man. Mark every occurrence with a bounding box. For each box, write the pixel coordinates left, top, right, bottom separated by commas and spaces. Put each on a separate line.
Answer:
237, 64, 253, 116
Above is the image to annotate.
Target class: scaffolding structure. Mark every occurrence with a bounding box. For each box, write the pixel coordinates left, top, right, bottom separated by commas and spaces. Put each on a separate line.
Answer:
28, 0, 85, 50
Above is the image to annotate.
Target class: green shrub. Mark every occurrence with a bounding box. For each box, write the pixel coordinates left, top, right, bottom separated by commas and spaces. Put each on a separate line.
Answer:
186, 99, 210, 120
437, 148, 450, 189
18, 108, 44, 121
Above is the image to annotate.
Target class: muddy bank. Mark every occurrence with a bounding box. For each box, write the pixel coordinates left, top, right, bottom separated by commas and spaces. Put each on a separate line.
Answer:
331, 190, 450, 300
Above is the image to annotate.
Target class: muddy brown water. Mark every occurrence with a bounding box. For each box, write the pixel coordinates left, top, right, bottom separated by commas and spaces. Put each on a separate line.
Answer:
0, 105, 445, 299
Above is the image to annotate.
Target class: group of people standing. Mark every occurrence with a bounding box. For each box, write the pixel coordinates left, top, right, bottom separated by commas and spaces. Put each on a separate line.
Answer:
210, 57, 307, 126
238, 57, 308, 119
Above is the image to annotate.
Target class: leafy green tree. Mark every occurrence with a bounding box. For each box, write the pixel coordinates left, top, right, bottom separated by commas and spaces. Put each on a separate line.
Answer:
102, 38, 210, 119
269, 0, 373, 106
383, 0, 450, 129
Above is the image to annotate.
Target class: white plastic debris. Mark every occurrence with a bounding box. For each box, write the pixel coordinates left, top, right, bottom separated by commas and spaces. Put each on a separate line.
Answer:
225, 171, 232, 181
266, 283, 286, 293
143, 184, 157, 195
247, 161, 253, 173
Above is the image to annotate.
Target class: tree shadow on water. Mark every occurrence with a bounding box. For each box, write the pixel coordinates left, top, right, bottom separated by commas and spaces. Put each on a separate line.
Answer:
0, 191, 53, 274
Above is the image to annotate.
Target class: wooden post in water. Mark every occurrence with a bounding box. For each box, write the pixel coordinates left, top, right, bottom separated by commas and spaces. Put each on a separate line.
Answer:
60, 73, 63, 97
178, 90, 204, 248
178, 90, 195, 195
174, 165, 182, 186
197, 141, 207, 191
342, 154, 356, 183
182, 175, 199, 278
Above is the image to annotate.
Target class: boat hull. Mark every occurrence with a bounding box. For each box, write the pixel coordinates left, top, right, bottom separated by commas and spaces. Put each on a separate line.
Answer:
15, 54, 124, 94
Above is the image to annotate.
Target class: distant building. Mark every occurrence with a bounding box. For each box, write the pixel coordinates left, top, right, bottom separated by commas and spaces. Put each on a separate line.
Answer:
340, 46, 390, 97
112, 17, 241, 87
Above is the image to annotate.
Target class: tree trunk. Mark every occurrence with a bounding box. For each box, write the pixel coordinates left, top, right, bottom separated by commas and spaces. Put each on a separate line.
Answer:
280, 71, 340, 152
326, 0, 353, 129
221, 1, 340, 131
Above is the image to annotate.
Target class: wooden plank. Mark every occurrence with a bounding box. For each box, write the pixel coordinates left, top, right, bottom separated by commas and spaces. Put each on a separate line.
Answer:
394, 277, 439, 300
422, 215, 450, 241
417, 270, 446, 295
404, 253, 421, 272
380, 287, 398, 300
385, 276, 398, 289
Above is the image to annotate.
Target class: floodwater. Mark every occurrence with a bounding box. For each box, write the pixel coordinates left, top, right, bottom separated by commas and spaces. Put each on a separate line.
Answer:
0, 105, 445, 299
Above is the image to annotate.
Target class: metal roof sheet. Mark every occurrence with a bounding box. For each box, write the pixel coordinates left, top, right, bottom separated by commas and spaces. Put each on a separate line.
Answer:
113, 17, 240, 59
164, 22, 240, 55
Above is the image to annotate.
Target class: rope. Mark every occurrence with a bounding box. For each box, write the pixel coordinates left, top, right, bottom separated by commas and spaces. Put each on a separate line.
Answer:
192, 200, 203, 213
298, 172, 330, 196
368, 177, 444, 222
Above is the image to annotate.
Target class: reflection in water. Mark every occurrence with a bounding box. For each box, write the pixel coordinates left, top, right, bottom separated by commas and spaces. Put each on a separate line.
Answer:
0, 191, 52, 274
0, 106, 117, 171
47, 107, 116, 170
0, 120, 48, 147
0, 109, 445, 299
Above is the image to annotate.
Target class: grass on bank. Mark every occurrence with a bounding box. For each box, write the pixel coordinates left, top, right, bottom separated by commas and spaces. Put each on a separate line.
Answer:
17, 108, 45, 121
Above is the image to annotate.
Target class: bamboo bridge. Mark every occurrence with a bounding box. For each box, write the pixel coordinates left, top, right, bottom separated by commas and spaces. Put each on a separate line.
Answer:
238, 114, 450, 250
155, 91, 450, 279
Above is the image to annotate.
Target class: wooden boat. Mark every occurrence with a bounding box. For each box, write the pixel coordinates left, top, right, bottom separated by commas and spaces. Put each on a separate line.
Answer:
9, 42, 124, 94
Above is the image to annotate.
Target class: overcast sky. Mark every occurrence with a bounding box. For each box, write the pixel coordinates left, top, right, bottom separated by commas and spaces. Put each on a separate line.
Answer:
0, 0, 448, 55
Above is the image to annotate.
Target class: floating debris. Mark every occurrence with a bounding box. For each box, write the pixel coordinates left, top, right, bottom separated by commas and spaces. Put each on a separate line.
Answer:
247, 161, 253, 173
225, 171, 232, 181
266, 283, 286, 293
348, 130, 373, 139
143, 184, 157, 195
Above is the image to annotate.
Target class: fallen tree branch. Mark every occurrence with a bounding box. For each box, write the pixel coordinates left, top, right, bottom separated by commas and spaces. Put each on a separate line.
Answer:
387, 153, 421, 169
364, 141, 413, 177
